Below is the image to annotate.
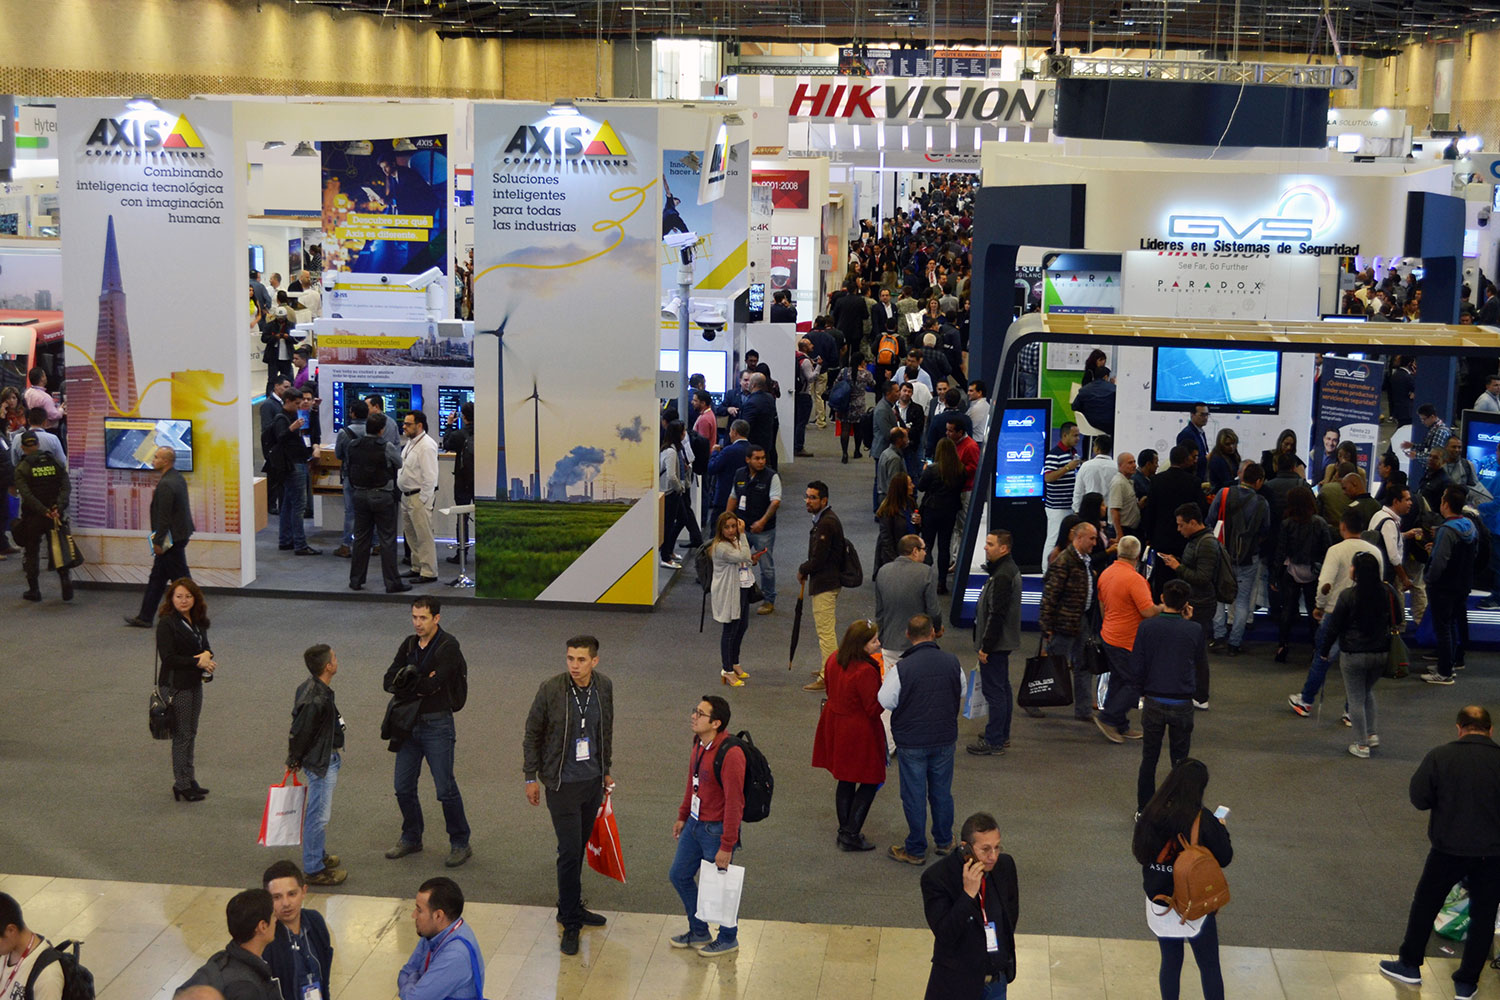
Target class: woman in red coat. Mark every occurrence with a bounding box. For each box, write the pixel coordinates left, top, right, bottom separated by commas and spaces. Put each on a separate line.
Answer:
812, 619, 887, 852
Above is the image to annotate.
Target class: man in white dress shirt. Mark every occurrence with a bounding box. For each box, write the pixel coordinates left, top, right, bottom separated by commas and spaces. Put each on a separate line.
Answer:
1073, 433, 1117, 512
399, 411, 440, 584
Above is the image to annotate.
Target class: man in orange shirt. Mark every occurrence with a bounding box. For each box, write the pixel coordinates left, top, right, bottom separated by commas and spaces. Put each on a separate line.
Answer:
1093, 535, 1162, 743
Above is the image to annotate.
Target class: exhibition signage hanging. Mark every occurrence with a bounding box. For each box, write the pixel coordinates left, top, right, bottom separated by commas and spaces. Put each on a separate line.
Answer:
1311, 356, 1383, 485
1122, 251, 1319, 322
752, 169, 809, 210
780, 77, 1053, 127
1140, 184, 1360, 256
663, 141, 750, 300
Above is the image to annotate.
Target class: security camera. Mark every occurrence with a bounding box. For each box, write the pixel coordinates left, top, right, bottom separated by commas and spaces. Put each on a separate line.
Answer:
404, 266, 444, 290
379, 274, 391, 284
663, 230, 699, 250
699, 327, 719, 342
321, 271, 337, 291
1480, 206, 1492, 228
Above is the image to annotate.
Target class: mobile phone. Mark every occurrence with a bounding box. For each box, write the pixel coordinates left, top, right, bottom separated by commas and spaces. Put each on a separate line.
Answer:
754, 548, 768, 557
1213, 805, 1230, 821
957, 842, 975, 863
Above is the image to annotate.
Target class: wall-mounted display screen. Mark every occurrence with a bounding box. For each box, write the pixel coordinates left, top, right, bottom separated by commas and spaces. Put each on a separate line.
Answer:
1151, 347, 1281, 414
331, 381, 423, 431
437, 385, 475, 432
659, 349, 729, 395
993, 404, 1049, 498
104, 417, 193, 472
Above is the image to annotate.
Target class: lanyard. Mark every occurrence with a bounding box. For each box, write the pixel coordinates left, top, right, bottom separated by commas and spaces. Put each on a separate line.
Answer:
1, 934, 38, 995
692, 737, 716, 783
977, 878, 987, 922
179, 615, 203, 649
569, 681, 593, 725
422, 919, 463, 973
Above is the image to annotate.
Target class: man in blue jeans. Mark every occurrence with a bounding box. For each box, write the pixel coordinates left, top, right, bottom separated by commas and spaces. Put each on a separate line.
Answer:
967, 531, 1021, 757
669, 695, 746, 957
269, 390, 320, 556
1134, 580, 1208, 811
383, 598, 473, 870
1207, 463, 1268, 655
880, 614, 962, 865
1289, 510, 1378, 719
287, 644, 347, 885
1423, 485, 1478, 685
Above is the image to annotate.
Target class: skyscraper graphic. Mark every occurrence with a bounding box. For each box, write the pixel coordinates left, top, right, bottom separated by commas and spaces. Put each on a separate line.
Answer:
67, 215, 150, 528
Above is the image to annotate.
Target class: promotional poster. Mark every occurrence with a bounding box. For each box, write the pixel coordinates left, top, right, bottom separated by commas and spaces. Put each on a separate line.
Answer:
1311, 355, 1383, 485
311, 317, 475, 439
472, 104, 660, 604
661, 141, 750, 309
59, 98, 247, 578
320, 134, 448, 321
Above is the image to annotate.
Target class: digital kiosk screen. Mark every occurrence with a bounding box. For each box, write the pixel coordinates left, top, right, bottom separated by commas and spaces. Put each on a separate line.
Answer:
994, 406, 1048, 498
331, 381, 423, 431
437, 385, 475, 431
1463, 410, 1500, 494
1152, 347, 1281, 414
104, 417, 194, 472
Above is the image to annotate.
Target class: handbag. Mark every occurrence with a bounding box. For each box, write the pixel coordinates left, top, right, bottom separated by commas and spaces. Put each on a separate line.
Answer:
745, 581, 765, 605
1081, 633, 1109, 676
585, 790, 627, 883
48, 519, 85, 571
1386, 589, 1410, 679
1017, 636, 1074, 708
149, 649, 174, 741
257, 769, 308, 847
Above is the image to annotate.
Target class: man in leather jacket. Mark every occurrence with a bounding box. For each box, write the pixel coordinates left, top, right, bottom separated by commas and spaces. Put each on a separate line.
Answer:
287, 645, 347, 885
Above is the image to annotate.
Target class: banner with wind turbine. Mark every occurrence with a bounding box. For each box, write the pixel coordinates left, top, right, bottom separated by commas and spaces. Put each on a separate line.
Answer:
471, 104, 661, 604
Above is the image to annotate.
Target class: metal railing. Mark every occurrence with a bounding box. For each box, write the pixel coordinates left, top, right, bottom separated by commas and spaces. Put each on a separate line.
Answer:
1043, 55, 1358, 89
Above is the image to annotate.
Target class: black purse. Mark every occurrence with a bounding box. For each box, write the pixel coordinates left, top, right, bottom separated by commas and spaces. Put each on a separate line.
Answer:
149, 649, 173, 741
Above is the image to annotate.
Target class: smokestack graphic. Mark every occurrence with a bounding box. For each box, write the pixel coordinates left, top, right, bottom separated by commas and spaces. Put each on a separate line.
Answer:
548, 446, 607, 499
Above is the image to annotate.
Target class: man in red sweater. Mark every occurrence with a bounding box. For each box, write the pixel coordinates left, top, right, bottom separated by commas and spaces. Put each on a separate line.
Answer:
669, 695, 747, 957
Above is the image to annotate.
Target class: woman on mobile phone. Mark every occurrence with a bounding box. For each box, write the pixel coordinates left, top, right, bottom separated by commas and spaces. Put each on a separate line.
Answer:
811, 620, 886, 851
1132, 758, 1232, 1000
157, 577, 216, 802
709, 512, 759, 687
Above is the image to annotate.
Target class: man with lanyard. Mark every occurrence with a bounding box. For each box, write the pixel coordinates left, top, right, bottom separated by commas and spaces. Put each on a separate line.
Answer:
0, 891, 62, 1000
668, 695, 747, 957
384, 597, 473, 869
728, 445, 781, 617
397, 878, 481, 1000
523, 635, 615, 956
262, 862, 334, 1000
919, 811, 1020, 1000
398, 410, 439, 584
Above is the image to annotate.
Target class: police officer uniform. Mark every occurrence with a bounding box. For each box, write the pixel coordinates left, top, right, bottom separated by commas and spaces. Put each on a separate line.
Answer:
14, 432, 73, 601
731, 463, 781, 610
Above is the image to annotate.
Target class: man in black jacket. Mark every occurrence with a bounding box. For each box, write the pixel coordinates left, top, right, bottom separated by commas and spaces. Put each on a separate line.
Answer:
1159, 504, 1221, 710
384, 597, 472, 869
125, 446, 196, 627
288, 645, 347, 885
1132, 581, 1209, 811
967, 531, 1021, 757
1145, 445, 1208, 600
1380, 706, 1500, 996
262, 861, 335, 1000
178, 889, 282, 1000
261, 376, 291, 516
919, 811, 1019, 1000
13, 431, 71, 603
347, 412, 409, 594
522, 634, 615, 956
270, 393, 318, 556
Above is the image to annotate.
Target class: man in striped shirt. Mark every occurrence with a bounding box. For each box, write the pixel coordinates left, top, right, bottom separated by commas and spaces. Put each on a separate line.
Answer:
1043, 422, 1082, 550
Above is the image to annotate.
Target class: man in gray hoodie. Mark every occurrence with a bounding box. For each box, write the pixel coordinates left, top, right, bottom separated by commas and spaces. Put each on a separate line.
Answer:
1423, 485, 1478, 685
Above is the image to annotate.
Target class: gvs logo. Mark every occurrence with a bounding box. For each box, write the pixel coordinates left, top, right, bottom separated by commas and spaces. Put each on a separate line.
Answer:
1005, 415, 1037, 428
1005, 443, 1036, 462
1333, 366, 1370, 381
1478, 430, 1500, 445
1168, 184, 1335, 243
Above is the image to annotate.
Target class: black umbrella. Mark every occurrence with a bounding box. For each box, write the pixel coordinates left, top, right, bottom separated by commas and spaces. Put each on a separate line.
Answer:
788, 581, 806, 670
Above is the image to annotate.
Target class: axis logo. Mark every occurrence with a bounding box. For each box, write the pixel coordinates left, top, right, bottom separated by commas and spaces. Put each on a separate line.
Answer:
501, 120, 629, 166
84, 111, 206, 157
1005, 443, 1036, 461
1167, 184, 1335, 243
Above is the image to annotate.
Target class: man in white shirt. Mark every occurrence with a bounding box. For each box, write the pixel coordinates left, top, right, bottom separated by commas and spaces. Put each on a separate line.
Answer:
1288, 509, 1381, 716
398, 410, 440, 585
295, 269, 321, 321
965, 381, 991, 446
1073, 433, 1117, 512
1473, 374, 1500, 413
0, 892, 63, 1000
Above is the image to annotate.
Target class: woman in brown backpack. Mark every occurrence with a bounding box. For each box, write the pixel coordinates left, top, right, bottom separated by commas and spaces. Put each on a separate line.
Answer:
1131, 758, 1233, 1000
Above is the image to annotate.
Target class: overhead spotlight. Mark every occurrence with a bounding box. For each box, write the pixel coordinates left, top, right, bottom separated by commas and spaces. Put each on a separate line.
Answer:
345, 140, 373, 155
661, 295, 683, 321
125, 95, 159, 112
292, 141, 319, 157
723, 113, 745, 126
392, 137, 418, 151
550, 99, 581, 117
263, 140, 287, 151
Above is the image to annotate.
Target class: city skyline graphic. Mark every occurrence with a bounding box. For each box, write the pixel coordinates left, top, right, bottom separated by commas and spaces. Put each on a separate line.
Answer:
66, 215, 240, 534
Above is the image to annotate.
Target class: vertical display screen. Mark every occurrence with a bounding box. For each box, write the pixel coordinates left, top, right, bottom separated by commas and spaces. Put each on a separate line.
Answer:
994, 406, 1048, 498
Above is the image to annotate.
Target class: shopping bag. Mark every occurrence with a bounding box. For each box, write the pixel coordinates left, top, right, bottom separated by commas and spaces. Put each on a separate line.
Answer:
962, 668, 989, 720
1017, 639, 1074, 709
1435, 883, 1471, 941
257, 770, 307, 847
47, 521, 85, 570
1081, 634, 1109, 675
585, 790, 627, 883
695, 860, 745, 926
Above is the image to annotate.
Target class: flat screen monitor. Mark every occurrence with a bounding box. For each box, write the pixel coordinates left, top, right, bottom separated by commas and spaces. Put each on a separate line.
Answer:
659, 349, 728, 395
331, 381, 423, 431
104, 417, 193, 472
993, 403, 1049, 498
249, 245, 264, 275
1151, 347, 1281, 414
1462, 410, 1500, 492
747, 283, 765, 322
437, 385, 475, 433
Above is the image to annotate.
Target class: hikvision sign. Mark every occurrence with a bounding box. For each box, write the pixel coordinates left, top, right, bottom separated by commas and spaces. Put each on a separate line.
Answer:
785, 79, 1052, 126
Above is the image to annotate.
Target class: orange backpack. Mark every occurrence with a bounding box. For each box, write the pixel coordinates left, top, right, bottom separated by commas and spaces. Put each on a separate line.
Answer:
1154, 814, 1230, 924
877, 333, 900, 366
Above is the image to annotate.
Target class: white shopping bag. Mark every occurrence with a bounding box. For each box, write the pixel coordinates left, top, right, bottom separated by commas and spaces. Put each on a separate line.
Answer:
962, 668, 989, 720
695, 860, 745, 926
257, 770, 307, 847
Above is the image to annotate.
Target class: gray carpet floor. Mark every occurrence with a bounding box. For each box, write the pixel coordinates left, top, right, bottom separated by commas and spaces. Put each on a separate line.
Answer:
7, 420, 1493, 957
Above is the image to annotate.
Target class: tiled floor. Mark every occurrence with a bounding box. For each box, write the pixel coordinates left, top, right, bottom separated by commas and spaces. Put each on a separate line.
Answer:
6, 873, 1498, 1000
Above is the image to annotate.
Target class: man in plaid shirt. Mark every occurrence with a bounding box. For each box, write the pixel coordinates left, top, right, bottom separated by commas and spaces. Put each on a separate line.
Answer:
1401, 403, 1449, 467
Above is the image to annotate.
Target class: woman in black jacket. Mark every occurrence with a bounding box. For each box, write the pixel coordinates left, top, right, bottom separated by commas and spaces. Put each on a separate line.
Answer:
1132, 758, 1231, 1000
917, 438, 964, 594
874, 471, 916, 574
1320, 551, 1405, 758
1272, 485, 1329, 662
157, 577, 216, 801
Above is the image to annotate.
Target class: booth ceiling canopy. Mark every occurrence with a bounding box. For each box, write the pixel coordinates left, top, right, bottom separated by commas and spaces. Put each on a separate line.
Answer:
302, 0, 1500, 54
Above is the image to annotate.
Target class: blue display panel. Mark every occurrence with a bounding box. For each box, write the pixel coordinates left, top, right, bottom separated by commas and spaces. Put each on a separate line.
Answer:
331, 381, 424, 431
1152, 347, 1281, 413
104, 417, 193, 472
994, 406, 1048, 498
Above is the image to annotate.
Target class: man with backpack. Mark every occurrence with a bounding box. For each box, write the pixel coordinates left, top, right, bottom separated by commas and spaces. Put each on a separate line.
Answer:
1423, 485, 1479, 685
522, 635, 614, 956
798, 481, 848, 692
1206, 463, 1268, 656
1289, 509, 1382, 718
178, 890, 281, 1000
669, 695, 749, 957
383, 597, 473, 870
1159, 504, 1228, 710
0, 891, 91, 1000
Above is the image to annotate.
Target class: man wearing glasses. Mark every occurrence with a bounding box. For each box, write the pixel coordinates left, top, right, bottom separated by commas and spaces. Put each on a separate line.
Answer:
668, 696, 746, 957
798, 480, 846, 692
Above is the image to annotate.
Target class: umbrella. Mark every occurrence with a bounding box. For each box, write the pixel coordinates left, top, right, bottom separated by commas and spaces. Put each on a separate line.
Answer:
788, 580, 806, 670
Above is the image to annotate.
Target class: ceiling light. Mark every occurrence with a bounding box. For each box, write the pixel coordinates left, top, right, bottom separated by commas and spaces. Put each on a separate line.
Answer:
126, 95, 159, 112
292, 141, 319, 157
550, 99, 580, 117
263, 140, 286, 151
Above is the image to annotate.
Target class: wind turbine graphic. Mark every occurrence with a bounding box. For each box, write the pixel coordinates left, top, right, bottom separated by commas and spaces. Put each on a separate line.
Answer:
522, 378, 543, 501
475, 310, 511, 498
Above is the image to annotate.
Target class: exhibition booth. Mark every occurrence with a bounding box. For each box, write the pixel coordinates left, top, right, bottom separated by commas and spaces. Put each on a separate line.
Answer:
946, 143, 1500, 640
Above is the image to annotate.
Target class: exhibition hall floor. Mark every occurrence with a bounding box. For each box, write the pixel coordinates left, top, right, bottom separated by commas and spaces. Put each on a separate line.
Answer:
10, 423, 1498, 962
10, 873, 1499, 1000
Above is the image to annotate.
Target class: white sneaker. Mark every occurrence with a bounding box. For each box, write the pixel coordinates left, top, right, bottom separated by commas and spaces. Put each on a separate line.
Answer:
1367, 734, 1380, 748
1421, 671, 1456, 686
1193, 700, 1210, 711
1349, 743, 1371, 759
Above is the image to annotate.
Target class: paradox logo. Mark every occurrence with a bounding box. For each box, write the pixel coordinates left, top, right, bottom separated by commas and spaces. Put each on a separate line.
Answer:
1167, 184, 1335, 243
1333, 366, 1370, 381
1005, 415, 1037, 428
1005, 443, 1036, 461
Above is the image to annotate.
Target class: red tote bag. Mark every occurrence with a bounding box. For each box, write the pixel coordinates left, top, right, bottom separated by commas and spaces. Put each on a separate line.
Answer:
585, 790, 626, 883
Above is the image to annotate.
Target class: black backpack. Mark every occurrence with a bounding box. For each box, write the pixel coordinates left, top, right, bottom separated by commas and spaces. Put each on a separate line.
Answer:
693, 541, 715, 594
713, 730, 774, 824
1362, 510, 1397, 583
1211, 540, 1238, 602
26, 940, 96, 1000
838, 539, 865, 589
